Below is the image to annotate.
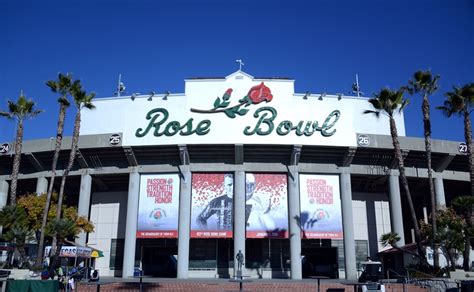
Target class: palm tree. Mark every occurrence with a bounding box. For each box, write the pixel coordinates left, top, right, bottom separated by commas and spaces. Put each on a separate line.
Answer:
451, 196, 474, 270
364, 88, 425, 259
438, 83, 474, 196
406, 70, 440, 268
0, 205, 34, 268
46, 218, 80, 269
438, 84, 474, 271
35, 73, 73, 270
0, 93, 42, 205
380, 232, 417, 255
55, 83, 95, 221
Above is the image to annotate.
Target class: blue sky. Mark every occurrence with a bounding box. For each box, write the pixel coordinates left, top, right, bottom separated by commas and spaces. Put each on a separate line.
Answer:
1, 0, 473, 142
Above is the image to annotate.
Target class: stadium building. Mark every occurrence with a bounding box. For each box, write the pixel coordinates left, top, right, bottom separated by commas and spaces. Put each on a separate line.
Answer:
0, 70, 469, 280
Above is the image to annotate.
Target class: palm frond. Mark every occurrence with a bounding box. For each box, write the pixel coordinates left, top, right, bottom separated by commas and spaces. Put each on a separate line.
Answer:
436, 105, 455, 118
2, 94, 42, 121
399, 98, 410, 112
442, 84, 473, 116
69, 80, 83, 96
57, 97, 71, 107
45, 80, 58, 93
29, 110, 44, 119
0, 111, 13, 119
408, 70, 440, 95
368, 98, 382, 110
363, 110, 380, 117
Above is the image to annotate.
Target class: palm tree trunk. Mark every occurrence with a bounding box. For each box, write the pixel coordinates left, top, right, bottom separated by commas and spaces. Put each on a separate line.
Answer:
463, 110, 473, 270
35, 103, 67, 270
464, 111, 474, 197
51, 111, 81, 256
446, 248, 456, 271
17, 244, 29, 269
389, 116, 425, 260
51, 238, 64, 270
10, 119, 24, 205
422, 95, 439, 268
56, 111, 81, 219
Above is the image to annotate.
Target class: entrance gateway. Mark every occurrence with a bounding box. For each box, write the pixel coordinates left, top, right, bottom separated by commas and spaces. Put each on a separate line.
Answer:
77, 69, 409, 280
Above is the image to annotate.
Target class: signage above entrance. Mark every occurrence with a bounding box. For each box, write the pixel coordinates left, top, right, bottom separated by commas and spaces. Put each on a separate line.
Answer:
80, 70, 406, 147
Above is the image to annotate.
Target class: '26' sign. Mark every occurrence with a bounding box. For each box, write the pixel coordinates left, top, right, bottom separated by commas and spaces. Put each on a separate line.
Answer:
357, 134, 370, 147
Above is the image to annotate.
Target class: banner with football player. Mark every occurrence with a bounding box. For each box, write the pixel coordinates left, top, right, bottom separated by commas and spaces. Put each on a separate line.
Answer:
245, 173, 288, 238
299, 174, 343, 239
191, 173, 234, 238
137, 174, 180, 238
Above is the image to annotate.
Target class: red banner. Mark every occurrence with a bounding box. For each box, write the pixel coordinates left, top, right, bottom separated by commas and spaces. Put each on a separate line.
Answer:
191, 173, 234, 238
137, 231, 178, 238
245, 173, 288, 239
190, 230, 233, 238
137, 174, 180, 238
246, 230, 288, 238
301, 231, 343, 239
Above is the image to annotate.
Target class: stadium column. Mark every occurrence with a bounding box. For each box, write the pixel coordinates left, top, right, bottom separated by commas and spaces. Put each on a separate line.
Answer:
123, 168, 140, 278
388, 172, 405, 246
35, 177, 48, 195
0, 181, 8, 234
340, 167, 357, 280
177, 165, 192, 279
0, 180, 8, 208
288, 165, 302, 279
233, 170, 246, 276
433, 174, 446, 210
76, 173, 92, 246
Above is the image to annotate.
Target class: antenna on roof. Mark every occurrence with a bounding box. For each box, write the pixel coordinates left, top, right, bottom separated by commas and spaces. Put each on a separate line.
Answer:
351, 74, 364, 97
115, 74, 126, 97
235, 59, 244, 71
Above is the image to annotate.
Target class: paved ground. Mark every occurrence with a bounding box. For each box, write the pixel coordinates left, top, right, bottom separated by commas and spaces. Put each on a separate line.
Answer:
75, 278, 432, 291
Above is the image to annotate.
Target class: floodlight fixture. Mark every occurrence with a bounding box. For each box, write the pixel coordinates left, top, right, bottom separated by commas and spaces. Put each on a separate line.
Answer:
131, 93, 140, 101
303, 91, 311, 100
148, 91, 155, 101
163, 91, 170, 100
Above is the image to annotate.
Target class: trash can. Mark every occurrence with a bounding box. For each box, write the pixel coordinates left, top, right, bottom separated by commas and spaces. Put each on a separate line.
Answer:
133, 267, 143, 277
461, 280, 474, 292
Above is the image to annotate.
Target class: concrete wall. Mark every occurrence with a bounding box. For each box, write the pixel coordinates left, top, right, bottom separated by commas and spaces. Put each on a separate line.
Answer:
88, 191, 127, 276
352, 192, 392, 258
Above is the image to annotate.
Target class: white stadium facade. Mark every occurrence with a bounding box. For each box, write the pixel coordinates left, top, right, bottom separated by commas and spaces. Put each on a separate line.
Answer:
0, 70, 469, 280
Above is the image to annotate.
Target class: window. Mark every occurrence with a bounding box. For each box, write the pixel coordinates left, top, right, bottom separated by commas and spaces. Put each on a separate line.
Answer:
109, 239, 124, 270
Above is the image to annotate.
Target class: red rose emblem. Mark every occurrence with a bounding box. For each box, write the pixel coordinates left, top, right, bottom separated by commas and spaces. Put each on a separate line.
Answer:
154, 210, 162, 219
247, 82, 273, 104
224, 88, 233, 96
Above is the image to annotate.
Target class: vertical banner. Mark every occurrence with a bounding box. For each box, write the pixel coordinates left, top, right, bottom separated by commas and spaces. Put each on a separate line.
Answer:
137, 174, 180, 238
191, 173, 234, 238
246, 173, 288, 238
299, 174, 343, 239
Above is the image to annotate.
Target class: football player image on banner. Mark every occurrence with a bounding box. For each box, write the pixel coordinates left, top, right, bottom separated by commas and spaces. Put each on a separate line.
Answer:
137, 174, 180, 238
246, 173, 288, 238
299, 174, 343, 239
191, 173, 234, 238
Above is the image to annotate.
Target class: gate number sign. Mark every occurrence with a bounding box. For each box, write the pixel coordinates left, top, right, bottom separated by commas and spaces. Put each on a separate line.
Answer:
0, 143, 9, 154
459, 142, 468, 155
357, 134, 370, 147
109, 134, 121, 146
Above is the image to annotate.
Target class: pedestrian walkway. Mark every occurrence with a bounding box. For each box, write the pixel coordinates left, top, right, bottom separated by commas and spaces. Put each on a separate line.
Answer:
76, 278, 429, 291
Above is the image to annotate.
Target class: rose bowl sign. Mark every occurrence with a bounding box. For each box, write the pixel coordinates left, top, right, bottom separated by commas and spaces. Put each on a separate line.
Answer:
135, 82, 340, 139
80, 71, 405, 147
